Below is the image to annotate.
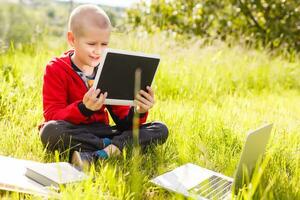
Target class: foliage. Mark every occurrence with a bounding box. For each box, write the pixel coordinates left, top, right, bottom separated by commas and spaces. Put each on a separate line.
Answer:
127, 0, 300, 51
0, 2, 128, 53
0, 3, 45, 48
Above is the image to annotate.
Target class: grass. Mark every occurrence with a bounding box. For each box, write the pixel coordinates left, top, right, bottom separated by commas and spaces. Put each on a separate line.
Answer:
0, 32, 299, 199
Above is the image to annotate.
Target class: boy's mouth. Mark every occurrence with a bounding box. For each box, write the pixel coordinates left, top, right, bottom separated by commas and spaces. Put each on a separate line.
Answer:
90, 56, 100, 60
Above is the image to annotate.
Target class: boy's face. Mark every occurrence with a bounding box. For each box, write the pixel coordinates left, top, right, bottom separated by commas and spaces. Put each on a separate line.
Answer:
68, 26, 111, 68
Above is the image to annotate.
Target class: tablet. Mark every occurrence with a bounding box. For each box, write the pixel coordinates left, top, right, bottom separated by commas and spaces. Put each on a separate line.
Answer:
93, 48, 160, 106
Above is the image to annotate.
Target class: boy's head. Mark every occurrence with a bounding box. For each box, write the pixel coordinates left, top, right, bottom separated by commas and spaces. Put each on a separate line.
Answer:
67, 4, 112, 68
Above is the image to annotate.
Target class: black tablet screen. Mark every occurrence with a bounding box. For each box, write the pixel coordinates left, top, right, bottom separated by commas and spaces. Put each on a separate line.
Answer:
95, 52, 160, 100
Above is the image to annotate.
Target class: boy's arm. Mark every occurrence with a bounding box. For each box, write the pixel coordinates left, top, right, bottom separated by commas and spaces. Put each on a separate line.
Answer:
106, 105, 148, 131
43, 66, 90, 124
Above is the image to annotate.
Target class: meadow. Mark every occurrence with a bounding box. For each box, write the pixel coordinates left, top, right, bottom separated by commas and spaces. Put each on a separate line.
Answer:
0, 32, 299, 199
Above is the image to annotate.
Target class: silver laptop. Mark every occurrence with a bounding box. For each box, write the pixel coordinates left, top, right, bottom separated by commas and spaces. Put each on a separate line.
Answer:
150, 124, 273, 200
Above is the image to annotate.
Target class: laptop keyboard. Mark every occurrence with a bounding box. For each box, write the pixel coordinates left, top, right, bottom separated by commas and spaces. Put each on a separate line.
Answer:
188, 175, 232, 200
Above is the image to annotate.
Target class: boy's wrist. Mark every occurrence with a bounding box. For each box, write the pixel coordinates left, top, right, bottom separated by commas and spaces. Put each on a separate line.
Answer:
78, 102, 95, 117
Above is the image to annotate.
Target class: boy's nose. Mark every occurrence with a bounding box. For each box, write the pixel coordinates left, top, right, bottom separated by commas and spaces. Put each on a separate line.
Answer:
94, 47, 105, 55
95, 47, 107, 55
93, 49, 101, 56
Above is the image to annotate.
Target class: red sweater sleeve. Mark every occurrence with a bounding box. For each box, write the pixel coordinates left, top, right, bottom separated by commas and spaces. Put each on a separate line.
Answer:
43, 64, 87, 124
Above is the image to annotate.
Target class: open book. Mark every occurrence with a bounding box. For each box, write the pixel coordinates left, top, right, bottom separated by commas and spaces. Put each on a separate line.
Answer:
25, 162, 88, 189
0, 155, 87, 198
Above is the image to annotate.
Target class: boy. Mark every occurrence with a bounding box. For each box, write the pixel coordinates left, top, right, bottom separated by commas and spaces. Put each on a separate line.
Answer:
39, 4, 168, 169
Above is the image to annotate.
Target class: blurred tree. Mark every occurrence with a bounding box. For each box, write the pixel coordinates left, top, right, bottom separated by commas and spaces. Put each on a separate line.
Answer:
127, 0, 300, 51
0, 3, 45, 48
237, 0, 300, 50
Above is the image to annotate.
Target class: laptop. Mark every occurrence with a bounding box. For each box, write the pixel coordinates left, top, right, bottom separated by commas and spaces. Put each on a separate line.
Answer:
93, 48, 160, 106
150, 124, 273, 199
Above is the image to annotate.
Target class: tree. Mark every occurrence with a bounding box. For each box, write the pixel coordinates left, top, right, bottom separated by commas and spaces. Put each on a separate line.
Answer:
127, 0, 300, 51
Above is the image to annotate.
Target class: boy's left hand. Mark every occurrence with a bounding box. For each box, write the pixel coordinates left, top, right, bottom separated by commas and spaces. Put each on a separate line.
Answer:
135, 86, 155, 114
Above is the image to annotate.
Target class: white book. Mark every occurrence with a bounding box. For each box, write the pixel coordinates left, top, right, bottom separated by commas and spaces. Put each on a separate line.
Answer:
0, 155, 88, 198
25, 162, 88, 189
0, 155, 57, 197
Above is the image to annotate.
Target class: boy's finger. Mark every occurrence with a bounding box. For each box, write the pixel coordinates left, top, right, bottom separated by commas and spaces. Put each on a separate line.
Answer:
146, 86, 154, 97
103, 92, 108, 98
136, 94, 149, 105
94, 94, 103, 107
136, 94, 152, 107
139, 90, 154, 103
84, 87, 94, 99
98, 92, 107, 104
88, 87, 95, 95
91, 89, 101, 99
137, 101, 149, 111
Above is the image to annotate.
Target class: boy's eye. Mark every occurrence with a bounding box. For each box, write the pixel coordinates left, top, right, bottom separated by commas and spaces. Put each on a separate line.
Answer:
102, 43, 108, 46
87, 43, 96, 45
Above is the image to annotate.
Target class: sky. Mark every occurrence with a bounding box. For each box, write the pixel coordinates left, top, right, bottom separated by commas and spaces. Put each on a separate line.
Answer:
56, 0, 149, 8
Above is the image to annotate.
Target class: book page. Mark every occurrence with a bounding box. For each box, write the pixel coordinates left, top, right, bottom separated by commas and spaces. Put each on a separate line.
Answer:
0, 155, 58, 197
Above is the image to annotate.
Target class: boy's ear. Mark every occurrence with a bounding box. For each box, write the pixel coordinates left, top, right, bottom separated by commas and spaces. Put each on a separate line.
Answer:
67, 31, 75, 46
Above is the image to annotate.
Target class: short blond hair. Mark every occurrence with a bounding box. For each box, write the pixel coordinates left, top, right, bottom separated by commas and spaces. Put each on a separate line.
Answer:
68, 4, 111, 37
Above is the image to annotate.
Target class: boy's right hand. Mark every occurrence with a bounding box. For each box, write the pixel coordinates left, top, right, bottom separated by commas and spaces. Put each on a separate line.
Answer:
83, 87, 107, 111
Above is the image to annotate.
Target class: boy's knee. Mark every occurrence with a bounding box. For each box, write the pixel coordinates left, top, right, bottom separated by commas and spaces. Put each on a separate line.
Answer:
39, 120, 69, 147
160, 123, 169, 143
153, 121, 169, 143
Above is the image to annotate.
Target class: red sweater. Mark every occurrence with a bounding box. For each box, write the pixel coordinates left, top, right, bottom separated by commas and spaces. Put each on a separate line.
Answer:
42, 50, 148, 126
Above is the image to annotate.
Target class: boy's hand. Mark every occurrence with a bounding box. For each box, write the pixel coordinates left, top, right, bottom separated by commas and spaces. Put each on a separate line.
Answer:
135, 86, 155, 114
83, 88, 107, 111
